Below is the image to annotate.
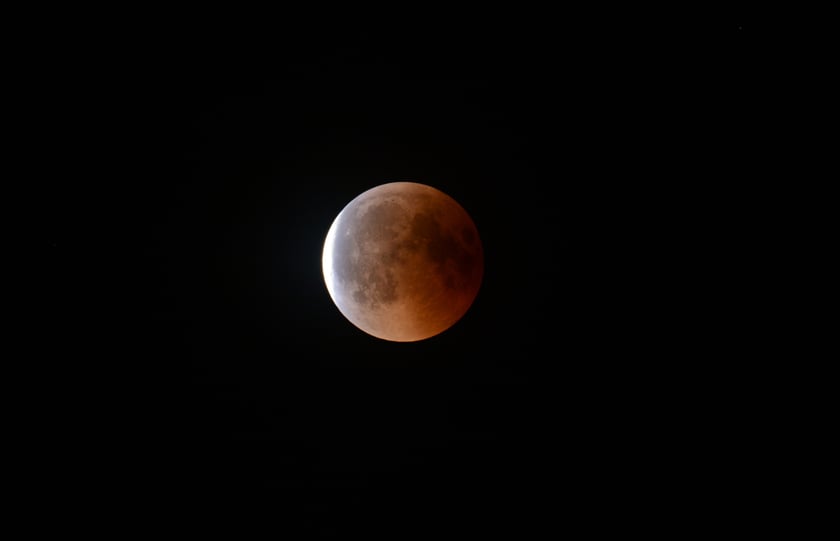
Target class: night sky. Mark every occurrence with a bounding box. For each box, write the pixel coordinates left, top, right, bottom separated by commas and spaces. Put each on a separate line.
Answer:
51, 13, 762, 536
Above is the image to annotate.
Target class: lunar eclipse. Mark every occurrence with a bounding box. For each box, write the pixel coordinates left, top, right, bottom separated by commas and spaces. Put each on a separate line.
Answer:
322, 182, 484, 342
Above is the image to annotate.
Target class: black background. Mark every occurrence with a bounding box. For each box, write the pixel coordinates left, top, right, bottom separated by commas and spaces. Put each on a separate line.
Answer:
46, 10, 764, 536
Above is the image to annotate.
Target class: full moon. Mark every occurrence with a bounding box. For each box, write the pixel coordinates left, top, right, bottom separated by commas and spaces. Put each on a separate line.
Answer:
322, 182, 484, 342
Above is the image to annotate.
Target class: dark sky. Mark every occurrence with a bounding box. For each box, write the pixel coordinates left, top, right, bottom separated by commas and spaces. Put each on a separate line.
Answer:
49, 12, 762, 536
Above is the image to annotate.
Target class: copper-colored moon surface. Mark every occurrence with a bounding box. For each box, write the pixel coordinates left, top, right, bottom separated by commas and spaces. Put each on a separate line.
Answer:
322, 182, 484, 342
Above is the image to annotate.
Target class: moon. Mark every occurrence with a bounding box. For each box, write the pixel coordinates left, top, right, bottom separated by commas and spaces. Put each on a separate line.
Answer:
322, 182, 484, 342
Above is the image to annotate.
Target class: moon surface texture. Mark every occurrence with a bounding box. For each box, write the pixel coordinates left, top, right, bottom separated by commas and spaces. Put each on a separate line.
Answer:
322, 182, 484, 342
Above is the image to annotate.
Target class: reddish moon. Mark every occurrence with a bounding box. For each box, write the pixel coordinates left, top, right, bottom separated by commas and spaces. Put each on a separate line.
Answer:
322, 182, 484, 342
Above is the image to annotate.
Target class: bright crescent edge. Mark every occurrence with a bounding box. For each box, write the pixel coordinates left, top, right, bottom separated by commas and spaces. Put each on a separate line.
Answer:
322, 212, 340, 306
